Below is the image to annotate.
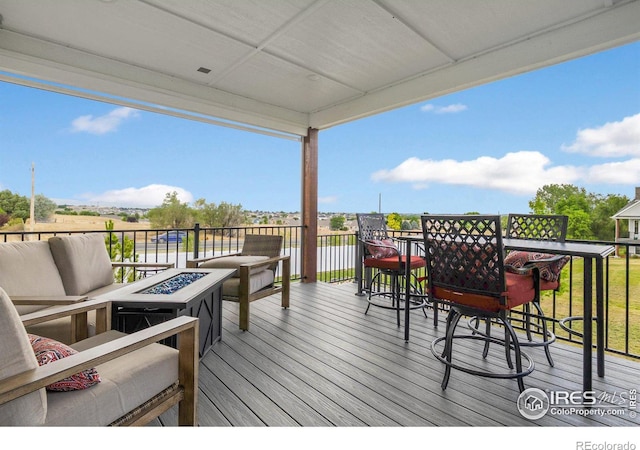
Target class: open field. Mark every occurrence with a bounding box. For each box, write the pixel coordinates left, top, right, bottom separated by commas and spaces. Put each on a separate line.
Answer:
541, 257, 640, 357
32, 214, 152, 232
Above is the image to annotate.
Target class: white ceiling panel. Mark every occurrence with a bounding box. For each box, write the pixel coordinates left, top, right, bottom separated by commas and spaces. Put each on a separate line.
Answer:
266, 0, 451, 92
213, 51, 362, 112
382, 0, 613, 60
0, 0, 638, 136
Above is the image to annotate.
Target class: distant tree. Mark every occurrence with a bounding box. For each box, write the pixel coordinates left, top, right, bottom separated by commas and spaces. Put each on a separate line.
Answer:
193, 198, 245, 235
591, 194, 630, 240
34, 194, 57, 222
193, 198, 218, 227
0, 189, 29, 221
217, 202, 245, 229
528, 184, 629, 240
330, 215, 345, 231
147, 191, 194, 228
386, 212, 402, 230
529, 184, 588, 215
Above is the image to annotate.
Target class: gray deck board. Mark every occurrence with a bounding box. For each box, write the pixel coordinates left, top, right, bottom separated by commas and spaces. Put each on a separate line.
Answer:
159, 281, 640, 427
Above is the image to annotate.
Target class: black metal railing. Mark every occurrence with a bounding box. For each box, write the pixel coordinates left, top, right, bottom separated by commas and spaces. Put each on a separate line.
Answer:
2, 225, 638, 359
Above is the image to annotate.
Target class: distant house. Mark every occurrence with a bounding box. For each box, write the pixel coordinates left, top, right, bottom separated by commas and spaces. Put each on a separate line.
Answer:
612, 187, 640, 256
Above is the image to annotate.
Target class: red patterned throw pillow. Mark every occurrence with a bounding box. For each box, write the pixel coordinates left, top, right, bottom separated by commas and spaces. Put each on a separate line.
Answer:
504, 251, 569, 282
28, 334, 101, 391
365, 238, 399, 259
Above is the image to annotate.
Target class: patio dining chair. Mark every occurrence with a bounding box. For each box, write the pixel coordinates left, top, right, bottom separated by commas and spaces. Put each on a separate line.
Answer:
502, 213, 569, 366
356, 213, 427, 327
421, 214, 536, 393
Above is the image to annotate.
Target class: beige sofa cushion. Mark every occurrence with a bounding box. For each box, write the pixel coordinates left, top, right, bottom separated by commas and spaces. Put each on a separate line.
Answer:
0, 288, 47, 426
199, 255, 269, 277
49, 234, 114, 296
44, 330, 179, 426
0, 240, 67, 298
0, 240, 69, 341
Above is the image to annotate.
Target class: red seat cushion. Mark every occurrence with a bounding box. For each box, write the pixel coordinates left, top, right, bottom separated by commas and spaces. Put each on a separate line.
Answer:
364, 255, 425, 271
432, 271, 535, 313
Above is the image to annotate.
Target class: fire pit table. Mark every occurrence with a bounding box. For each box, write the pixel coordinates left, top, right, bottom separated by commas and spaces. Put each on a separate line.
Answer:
100, 268, 236, 357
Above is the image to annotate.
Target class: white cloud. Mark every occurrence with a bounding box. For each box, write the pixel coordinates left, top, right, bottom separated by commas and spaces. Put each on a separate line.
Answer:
371, 151, 582, 195
420, 103, 468, 114
71, 107, 140, 135
586, 158, 640, 184
561, 113, 640, 157
79, 184, 194, 208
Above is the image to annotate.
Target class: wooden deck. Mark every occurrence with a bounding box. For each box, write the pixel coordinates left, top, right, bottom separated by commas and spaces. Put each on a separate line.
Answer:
159, 281, 640, 427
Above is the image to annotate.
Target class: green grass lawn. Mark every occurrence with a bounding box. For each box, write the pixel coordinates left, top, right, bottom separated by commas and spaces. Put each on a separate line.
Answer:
541, 257, 640, 357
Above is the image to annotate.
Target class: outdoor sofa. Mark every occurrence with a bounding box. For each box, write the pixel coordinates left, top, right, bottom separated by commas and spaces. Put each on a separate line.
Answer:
0, 233, 172, 343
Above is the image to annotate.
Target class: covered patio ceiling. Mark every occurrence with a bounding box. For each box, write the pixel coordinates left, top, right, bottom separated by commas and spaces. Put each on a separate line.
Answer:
1, 0, 639, 138
1, 0, 639, 282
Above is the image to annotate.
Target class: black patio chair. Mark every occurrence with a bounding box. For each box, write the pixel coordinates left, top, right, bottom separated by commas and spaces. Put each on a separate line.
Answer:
501, 213, 570, 366
356, 213, 427, 327
421, 214, 536, 393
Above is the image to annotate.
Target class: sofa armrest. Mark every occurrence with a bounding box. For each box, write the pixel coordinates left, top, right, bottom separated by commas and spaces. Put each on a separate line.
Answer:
0, 315, 199, 418
11, 295, 88, 306
186, 252, 242, 268
20, 298, 112, 342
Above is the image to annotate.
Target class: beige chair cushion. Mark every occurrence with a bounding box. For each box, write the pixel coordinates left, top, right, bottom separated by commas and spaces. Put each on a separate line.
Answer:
49, 234, 114, 296
0, 240, 72, 341
0, 287, 47, 426
45, 330, 179, 426
222, 269, 275, 297
0, 240, 67, 298
199, 255, 269, 277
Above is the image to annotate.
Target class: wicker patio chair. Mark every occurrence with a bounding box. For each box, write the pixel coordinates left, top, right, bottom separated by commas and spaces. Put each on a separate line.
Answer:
421, 214, 536, 393
187, 234, 290, 331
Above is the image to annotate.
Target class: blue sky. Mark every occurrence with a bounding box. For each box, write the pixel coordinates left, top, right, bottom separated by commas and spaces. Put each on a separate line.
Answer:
1, 41, 639, 215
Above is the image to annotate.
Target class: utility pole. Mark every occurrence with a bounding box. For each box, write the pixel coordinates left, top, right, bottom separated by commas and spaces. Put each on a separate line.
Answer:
30, 163, 35, 233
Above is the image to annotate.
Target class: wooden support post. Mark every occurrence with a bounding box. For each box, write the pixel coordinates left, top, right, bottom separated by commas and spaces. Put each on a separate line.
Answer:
301, 128, 318, 283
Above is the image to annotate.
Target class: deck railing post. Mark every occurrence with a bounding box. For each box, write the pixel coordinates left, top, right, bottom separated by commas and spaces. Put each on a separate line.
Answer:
193, 223, 200, 259
355, 231, 365, 296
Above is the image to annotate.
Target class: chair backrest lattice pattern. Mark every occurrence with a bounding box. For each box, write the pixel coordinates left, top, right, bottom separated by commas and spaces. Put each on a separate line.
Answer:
506, 214, 568, 242
421, 215, 505, 297
356, 213, 394, 258
356, 213, 390, 242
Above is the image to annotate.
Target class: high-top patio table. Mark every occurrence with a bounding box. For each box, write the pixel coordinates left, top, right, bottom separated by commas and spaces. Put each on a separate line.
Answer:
401, 235, 615, 394
100, 268, 236, 357
502, 238, 614, 393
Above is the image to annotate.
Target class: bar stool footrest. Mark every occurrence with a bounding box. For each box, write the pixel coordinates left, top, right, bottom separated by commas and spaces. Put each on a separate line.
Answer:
558, 316, 597, 339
